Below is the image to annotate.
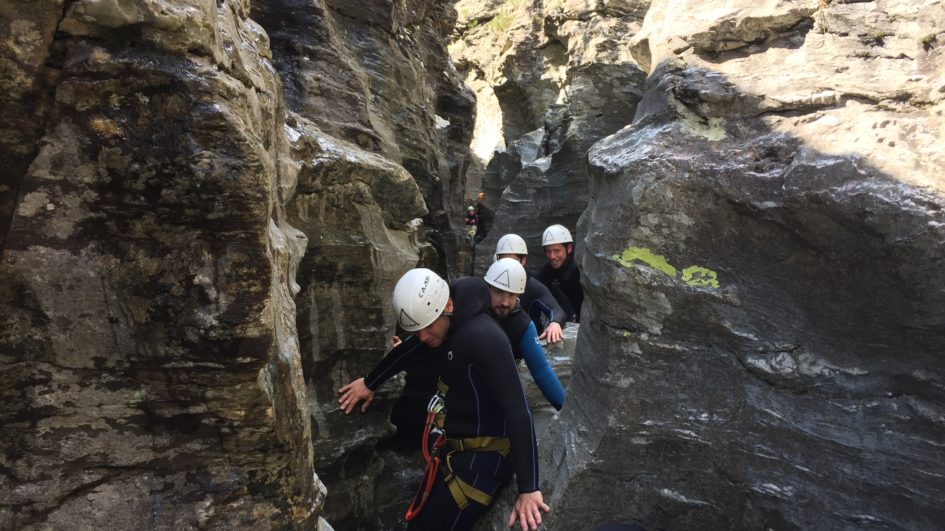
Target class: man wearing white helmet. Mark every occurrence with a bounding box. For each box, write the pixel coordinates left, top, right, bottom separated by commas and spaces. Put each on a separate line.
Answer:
338, 268, 549, 530
485, 258, 565, 410
494, 234, 566, 344
538, 224, 584, 323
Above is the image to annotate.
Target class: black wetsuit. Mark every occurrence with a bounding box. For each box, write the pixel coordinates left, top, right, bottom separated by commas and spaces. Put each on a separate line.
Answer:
364, 278, 539, 530
520, 273, 566, 335
382, 334, 439, 450
538, 257, 583, 323
474, 203, 493, 244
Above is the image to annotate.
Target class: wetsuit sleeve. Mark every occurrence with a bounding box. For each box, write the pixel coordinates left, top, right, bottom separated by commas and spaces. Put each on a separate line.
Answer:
527, 278, 566, 327
519, 322, 564, 410
474, 328, 539, 494
364, 335, 424, 390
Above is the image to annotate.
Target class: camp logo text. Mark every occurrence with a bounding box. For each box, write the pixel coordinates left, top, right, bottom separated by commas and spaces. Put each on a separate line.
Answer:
418, 275, 430, 297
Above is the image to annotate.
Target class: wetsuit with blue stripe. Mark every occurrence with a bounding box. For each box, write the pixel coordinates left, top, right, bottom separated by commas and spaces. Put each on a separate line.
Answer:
497, 307, 565, 410
520, 273, 566, 334
364, 278, 539, 530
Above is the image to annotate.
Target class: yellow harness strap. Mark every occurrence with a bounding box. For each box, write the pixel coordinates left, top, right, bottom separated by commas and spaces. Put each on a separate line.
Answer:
446, 474, 494, 509
447, 436, 511, 456
440, 436, 511, 509
429, 378, 509, 510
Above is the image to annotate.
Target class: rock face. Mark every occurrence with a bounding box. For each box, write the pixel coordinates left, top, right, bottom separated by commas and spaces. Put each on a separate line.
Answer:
1, 0, 476, 529
252, 0, 476, 280
1, 0, 322, 528
451, 0, 649, 274
249, 1, 479, 526
0, 1, 60, 250
284, 113, 428, 528
481, 1, 945, 529
5, 0, 945, 530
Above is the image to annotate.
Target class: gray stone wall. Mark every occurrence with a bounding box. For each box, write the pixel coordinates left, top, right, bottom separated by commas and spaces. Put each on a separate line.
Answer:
483, 1, 945, 529
1, 0, 322, 527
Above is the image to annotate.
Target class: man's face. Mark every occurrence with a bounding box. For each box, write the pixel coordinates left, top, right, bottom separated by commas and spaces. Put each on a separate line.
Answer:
416, 315, 450, 348
476, 192, 484, 203
544, 243, 570, 269
488, 285, 518, 319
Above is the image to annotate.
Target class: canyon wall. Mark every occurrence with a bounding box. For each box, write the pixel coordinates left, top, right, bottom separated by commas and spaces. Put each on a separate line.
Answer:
479, 0, 945, 529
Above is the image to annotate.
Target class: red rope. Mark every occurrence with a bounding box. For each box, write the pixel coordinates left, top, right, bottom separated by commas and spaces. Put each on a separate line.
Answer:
405, 454, 439, 520
405, 410, 446, 521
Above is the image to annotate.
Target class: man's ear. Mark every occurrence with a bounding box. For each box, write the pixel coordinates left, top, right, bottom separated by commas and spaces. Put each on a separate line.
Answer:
444, 298, 454, 313
567, 243, 573, 254
520, 256, 527, 266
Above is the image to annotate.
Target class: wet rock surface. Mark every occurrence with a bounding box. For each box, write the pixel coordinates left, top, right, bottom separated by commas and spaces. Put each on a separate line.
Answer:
252, 0, 476, 280
1, 0, 322, 527
250, 0, 479, 526
482, 1, 945, 529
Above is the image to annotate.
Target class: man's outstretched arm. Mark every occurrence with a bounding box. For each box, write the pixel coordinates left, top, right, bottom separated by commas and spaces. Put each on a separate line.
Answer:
337, 335, 424, 414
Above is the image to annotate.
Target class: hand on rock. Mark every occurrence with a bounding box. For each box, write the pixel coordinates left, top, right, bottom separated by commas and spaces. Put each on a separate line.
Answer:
338, 378, 374, 414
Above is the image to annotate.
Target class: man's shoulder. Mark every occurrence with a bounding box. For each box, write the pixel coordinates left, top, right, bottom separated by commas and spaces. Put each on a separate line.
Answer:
461, 311, 503, 332
455, 313, 511, 350
500, 309, 532, 340
525, 274, 549, 289
522, 275, 548, 300
562, 260, 581, 281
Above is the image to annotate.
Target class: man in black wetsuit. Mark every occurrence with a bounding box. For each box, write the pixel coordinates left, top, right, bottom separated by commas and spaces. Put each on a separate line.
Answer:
338, 268, 549, 530
494, 233, 566, 344
538, 224, 583, 323
473, 191, 493, 245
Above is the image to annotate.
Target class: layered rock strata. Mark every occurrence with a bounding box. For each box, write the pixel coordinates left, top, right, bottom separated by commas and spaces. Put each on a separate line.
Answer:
480, 1, 945, 529
252, 0, 476, 280
249, 1, 479, 526
284, 112, 427, 528
1, 1, 326, 527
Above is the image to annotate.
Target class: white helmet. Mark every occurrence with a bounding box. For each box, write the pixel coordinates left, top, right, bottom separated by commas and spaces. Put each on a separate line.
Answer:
494, 234, 528, 261
392, 268, 450, 332
542, 224, 573, 246
484, 258, 527, 294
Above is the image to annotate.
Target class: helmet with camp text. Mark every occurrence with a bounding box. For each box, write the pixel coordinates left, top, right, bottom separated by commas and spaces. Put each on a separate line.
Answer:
392, 268, 450, 332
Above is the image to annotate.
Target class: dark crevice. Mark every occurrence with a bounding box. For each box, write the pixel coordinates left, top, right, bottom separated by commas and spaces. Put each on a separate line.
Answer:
746, 91, 923, 120
694, 16, 816, 64
0, 3, 80, 252
16, 472, 125, 527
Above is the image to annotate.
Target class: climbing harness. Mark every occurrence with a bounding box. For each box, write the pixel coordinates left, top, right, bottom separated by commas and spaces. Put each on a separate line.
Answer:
404, 384, 448, 521
404, 380, 512, 520
441, 436, 510, 509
